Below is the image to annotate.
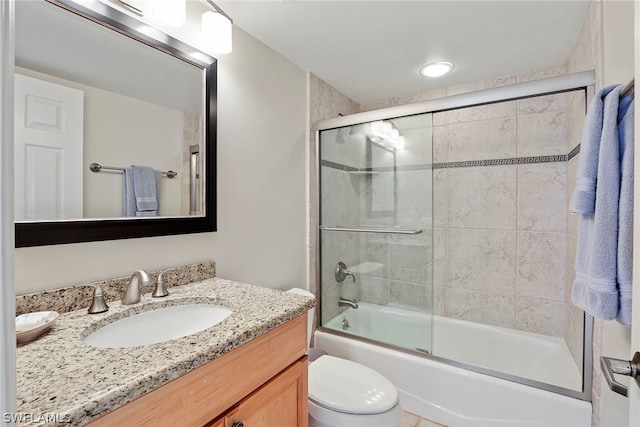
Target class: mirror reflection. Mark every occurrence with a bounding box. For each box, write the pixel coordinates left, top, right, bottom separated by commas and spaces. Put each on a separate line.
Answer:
14, 0, 205, 221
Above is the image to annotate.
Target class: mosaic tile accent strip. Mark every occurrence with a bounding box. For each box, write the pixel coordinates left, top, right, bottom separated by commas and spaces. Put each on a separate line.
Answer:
433, 154, 567, 169
320, 159, 358, 172
15, 260, 216, 316
321, 154, 569, 174
568, 144, 580, 161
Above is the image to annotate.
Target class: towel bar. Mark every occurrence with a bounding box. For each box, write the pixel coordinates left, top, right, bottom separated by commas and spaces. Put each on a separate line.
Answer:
90, 162, 177, 178
322, 226, 423, 235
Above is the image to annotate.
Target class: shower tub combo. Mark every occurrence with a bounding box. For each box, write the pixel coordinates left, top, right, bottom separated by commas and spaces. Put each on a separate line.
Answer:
315, 72, 595, 426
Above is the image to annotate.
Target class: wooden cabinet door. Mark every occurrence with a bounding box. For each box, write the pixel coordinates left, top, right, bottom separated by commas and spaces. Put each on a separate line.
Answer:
205, 419, 224, 427
224, 357, 308, 427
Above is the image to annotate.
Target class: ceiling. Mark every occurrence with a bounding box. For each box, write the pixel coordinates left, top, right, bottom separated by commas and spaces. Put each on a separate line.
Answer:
216, 0, 591, 104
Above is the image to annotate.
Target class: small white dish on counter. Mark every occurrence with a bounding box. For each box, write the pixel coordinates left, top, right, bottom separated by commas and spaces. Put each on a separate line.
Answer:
16, 311, 58, 344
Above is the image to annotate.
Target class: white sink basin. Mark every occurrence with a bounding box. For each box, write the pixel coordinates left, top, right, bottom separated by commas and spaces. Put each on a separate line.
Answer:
83, 304, 233, 348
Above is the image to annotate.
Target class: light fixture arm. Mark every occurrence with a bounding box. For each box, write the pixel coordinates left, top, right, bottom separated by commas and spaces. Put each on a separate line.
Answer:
204, 0, 233, 24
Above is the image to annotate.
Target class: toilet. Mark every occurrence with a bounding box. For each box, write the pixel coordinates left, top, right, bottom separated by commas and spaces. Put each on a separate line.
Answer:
287, 288, 402, 427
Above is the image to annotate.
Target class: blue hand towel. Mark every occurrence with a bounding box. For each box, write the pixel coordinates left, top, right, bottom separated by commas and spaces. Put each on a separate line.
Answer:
133, 166, 158, 213
570, 85, 619, 214
616, 91, 634, 326
123, 166, 136, 217
122, 166, 161, 217
572, 86, 633, 326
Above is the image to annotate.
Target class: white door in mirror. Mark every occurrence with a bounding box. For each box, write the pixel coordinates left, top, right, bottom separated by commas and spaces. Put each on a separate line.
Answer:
83, 304, 233, 348
14, 74, 84, 220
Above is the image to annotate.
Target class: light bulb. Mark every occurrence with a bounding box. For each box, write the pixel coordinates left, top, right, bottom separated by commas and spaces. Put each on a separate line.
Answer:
419, 61, 454, 78
202, 11, 233, 54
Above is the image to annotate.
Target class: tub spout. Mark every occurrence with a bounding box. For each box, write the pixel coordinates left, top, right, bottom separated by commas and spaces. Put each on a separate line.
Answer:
338, 297, 358, 309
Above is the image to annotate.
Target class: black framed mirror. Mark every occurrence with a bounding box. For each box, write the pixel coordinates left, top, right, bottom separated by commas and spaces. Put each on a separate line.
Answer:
14, 0, 217, 247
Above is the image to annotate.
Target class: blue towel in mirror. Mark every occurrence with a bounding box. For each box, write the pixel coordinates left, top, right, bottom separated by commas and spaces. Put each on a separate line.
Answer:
123, 166, 161, 217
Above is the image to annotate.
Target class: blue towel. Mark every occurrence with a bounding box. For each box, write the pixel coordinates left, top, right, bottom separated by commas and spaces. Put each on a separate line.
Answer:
570, 86, 619, 214
123, 167, 136, 217
122, 166, 161, 217
572, 85, 635, 326
133, 166, 158, 213
616, 91, 634, 325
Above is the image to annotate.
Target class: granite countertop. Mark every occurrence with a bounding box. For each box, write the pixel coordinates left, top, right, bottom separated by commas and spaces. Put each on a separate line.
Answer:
16, 278, 315, 426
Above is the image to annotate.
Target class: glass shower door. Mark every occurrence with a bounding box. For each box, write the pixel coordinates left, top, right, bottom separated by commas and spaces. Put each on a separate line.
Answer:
318, 113, 434, 354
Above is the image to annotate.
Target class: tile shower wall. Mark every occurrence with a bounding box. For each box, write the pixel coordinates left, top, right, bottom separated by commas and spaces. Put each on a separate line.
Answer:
319, 128, 362, 322
431, 91, 571, 335
357, 115, 434, 313
309, 73, 360, 323
316, 71, 585, 339
319, 113, 434, 322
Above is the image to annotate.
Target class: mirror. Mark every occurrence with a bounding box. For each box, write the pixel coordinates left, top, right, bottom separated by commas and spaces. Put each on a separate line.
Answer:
14, 0, 217, 247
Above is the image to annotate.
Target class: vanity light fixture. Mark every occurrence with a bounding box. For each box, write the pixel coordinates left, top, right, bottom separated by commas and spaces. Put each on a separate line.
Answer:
151, 0, 186, 27
202, 2, 233, 54
419, 61, 454, 78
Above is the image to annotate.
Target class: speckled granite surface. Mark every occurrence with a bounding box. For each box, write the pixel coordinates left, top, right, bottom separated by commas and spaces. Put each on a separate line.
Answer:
16, 278, 315, 426
15, 261, 216, 316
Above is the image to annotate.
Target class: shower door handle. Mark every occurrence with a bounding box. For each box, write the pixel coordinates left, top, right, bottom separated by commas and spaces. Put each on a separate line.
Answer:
600, 352, 640, 397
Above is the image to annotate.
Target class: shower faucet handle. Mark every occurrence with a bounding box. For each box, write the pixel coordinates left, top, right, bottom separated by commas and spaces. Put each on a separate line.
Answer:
335, 262, 356, 283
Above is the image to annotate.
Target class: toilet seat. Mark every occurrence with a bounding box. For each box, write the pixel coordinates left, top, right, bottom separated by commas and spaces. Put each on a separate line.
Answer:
309, 355, 398, 415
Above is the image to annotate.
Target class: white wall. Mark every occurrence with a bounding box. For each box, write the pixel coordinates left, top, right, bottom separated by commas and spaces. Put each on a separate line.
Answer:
14, 25, 308, 294
82, 84, 183, 217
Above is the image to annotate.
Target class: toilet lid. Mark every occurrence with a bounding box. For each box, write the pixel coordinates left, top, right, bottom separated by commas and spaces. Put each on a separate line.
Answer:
308, 355, 398, 415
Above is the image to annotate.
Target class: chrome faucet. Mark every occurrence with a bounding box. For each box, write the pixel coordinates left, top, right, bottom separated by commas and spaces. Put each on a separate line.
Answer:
338, 297, 358, 309
122, 269, 151, 305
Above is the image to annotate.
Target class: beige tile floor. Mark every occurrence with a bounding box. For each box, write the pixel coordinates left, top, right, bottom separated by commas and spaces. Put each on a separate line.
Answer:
398, 411, 447, 427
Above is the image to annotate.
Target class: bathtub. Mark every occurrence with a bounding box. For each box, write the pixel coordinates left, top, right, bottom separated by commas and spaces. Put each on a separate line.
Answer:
317, 302, 591, 427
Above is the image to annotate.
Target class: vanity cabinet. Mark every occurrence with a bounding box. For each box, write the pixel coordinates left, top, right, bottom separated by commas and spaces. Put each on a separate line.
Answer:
87, 314, 308, 427
208, 358, 306, 427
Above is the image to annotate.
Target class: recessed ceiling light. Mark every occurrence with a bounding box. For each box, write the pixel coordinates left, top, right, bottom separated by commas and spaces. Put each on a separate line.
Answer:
419, 61, 454, 78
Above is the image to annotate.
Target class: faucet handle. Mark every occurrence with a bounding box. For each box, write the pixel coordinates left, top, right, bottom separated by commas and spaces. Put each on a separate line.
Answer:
335, 262, 356, 283
88, 284, 109, 314
152, 271, 169, 298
